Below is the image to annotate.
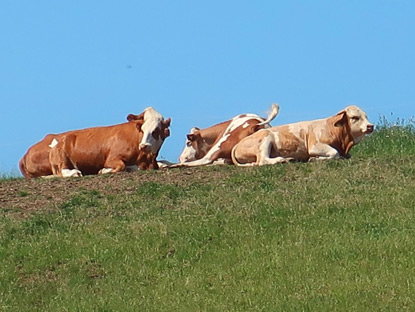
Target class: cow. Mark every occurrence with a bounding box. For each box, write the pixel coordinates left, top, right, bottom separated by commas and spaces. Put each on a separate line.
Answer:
231, 105, 374, 166
19, 107, 171, 178
175, 104, 280, 167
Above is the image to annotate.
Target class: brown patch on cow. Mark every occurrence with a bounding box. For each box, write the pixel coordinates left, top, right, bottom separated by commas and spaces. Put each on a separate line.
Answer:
276, 130, 303, 157
216, 120, 265, 160
320, 114, 355, 157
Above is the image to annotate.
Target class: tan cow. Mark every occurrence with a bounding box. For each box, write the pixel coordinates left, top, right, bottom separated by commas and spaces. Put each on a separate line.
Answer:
231, 105, 374, 166
176, 104, 280, 167
19, 107, 171, 178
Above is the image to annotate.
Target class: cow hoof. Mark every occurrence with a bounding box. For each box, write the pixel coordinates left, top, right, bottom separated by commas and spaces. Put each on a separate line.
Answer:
99, 168, 114, 175
61, 169, 83, 177
168, 163, 183, 168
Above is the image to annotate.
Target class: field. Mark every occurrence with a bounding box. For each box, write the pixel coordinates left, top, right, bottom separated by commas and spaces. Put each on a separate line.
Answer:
1, 121, 415, 311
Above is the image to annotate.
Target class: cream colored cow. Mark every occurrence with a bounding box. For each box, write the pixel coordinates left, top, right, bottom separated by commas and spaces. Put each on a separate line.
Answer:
231, 105, 374, 166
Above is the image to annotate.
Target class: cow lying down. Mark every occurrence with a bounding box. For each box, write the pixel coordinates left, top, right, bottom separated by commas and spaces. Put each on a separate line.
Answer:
19, 107, 171, 178
174, 104, 280, 167
231, 105, 374, 166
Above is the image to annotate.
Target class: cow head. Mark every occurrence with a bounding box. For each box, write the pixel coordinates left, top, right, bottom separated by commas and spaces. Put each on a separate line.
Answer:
335, 105, 374, 143
128, 107, 171, 154
179, 127, 201, 163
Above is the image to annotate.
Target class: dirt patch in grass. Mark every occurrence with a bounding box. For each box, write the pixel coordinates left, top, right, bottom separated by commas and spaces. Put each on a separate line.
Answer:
0, 167, 233, 217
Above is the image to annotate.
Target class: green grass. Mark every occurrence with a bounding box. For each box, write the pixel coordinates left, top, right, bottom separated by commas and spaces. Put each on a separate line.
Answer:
1, 124, 415, 311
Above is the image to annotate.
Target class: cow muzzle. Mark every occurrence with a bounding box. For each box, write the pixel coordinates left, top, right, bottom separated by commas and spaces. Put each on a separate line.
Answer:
366, 124, 374, 134
139, 143, 152, 153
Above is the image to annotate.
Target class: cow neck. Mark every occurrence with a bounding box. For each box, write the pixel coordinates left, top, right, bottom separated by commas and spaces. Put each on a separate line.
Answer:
332, 121, 355, 157
201, 120, 231, 147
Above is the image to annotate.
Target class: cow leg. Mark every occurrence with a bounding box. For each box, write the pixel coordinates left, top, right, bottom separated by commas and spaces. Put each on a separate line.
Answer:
256, 134, 291, 166
100, 159, 126, 174
171, 157, 213, 167
212, 158, 232, 165
61, 169, 83, 177
49, 141, 83, 177
308, 143, 340, 161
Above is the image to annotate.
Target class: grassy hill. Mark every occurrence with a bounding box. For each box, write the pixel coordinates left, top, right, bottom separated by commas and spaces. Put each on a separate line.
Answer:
1, 121, 415, 311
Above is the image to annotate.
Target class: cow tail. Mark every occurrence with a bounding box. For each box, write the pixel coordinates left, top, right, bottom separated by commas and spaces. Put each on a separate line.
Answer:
258, 103, 280, 126
231, 144, 251, 167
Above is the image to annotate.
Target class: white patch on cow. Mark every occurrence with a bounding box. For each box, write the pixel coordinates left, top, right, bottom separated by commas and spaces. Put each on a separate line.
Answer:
205, 133, 230, 158
309, 143, 340, 160
179, 144, 197, 163
242, 122, 250, 128
228, 114, 261, 133
287, 123, 301, 137
311, 123, 325, 143
211, 158, 232, 165
99, 168, 113, 175
49, 138, 58, 148
40, 175, 58, 179
157, 160, 175, 168
274, 131, 282, 149
61, 169, 82, 178
139, 107, 164, 154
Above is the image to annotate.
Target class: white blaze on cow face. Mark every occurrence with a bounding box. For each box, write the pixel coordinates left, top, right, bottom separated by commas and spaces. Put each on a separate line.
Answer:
179, 127, 199, 163
343, 105, 374, 143
139, 107, 165, 154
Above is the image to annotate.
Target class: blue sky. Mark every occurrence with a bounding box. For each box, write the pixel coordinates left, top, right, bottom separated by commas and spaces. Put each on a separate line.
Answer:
1, 1, 414, 174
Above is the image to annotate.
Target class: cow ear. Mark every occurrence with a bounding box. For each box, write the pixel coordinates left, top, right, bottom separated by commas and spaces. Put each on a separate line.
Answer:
190, 127, 200, 134
334, 112, 348, 127
163, 127, 170, 139
127, 112, 144, 122
187, 131, 201, 141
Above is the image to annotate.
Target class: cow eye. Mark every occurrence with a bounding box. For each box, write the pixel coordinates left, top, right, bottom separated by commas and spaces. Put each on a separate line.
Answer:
186, 141, 192, 147
351, 116, 360, 122
152, 129, 161, 140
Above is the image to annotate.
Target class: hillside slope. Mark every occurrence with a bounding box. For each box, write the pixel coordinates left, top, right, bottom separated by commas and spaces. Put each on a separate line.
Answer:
1, 126, 415, 311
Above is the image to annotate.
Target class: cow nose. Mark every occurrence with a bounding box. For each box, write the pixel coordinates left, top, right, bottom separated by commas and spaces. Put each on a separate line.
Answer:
367, 124, 374, 133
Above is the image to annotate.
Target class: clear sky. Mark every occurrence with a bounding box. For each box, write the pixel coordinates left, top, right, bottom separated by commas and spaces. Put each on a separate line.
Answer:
1, 1, 414, 174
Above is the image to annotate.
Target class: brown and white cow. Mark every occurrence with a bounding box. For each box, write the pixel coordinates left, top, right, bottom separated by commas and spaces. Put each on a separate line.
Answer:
231, 105, 374, 166
175, 104, 280, 167
19, 107, 171, 178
